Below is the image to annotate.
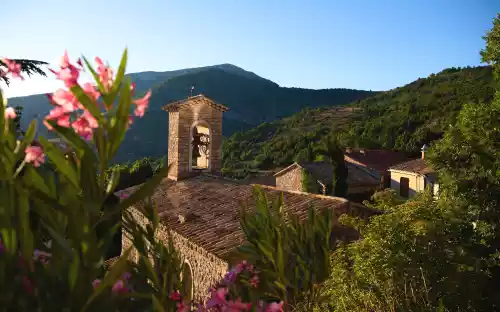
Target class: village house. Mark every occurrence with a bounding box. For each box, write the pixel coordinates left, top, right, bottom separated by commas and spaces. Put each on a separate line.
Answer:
115, 95, 375, 302
274, 161, 380, 198
343, 147, 410, 188
388, 144, 439, 198
274, 148, 410, 202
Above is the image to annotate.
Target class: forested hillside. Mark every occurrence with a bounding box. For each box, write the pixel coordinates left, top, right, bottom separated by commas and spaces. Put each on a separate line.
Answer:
9, 64, 375, 163
222, 65, 495, 178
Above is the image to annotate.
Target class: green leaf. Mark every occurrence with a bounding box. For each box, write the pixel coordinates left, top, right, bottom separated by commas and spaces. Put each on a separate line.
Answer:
115, 164, 171, 213
15, 119, 37, 162
140, 254, 161, 287
44, 120, 93, 160
39, 137, 80, 188
70, 84, 103, 123
82, 248, 132, 312
107, 78, 132, 160
23, 166, 51, 195
44, 222, 74, 258
69, 250, 80, 291
105, 168, 121, 195
16, 185, 33, 260
152, 295, 166, 312
82, 56, 106, 95
79, 148, 100, 210
107, 48, 128, 106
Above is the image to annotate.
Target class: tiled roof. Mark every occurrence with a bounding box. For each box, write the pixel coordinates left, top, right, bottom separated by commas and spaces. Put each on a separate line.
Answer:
162, 94, 230, 112
116, 175, 348, 259
344, 149, 410, 172
275, 161, 380, 187
389, 158, 435, 174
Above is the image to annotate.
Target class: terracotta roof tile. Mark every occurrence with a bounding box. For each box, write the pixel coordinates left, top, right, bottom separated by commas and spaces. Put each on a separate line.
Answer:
116, 175, 348, 259
390, 158, 435, 174
344, 149, 410, 172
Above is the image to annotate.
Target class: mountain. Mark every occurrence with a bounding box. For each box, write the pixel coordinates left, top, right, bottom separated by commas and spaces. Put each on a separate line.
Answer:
8, 64, 376, 163
221, 66, 496, 178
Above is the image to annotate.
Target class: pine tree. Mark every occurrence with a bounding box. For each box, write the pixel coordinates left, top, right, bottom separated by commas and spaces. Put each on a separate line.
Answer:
0, 58, 48, 85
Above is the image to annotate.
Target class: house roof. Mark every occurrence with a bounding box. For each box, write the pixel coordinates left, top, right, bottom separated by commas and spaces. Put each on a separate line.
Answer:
162, 94, 230, 112
274, 161, 380, 187
116, 174, 348, 259
344, 149, 410, 172
389, 158, 435, 175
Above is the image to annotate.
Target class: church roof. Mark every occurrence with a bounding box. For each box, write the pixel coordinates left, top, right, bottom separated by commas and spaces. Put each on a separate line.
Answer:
116, 174, 349, 259
162, 94, 230, 112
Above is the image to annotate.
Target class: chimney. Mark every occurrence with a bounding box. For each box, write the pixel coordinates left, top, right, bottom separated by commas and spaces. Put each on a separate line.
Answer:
421, 144, 429, 160
162, 95, 229, 180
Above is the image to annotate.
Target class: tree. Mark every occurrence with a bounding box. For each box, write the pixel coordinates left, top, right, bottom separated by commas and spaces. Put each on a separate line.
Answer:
315, 135, 348, 197
0, 58, 47, 85
481, 13, 500, 81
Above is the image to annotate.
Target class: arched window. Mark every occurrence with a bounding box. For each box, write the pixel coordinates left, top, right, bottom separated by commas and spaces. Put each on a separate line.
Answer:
181, 261, 194, 301
189, 121, 211, 172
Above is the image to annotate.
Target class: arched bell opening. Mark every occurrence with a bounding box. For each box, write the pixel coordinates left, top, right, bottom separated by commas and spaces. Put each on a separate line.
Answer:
189, 121, 211, 172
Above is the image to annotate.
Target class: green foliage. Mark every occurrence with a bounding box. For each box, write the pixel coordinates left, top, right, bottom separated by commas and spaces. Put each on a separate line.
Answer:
237, 186, 334, 309
222, 66, 496, 178
318, 192, 498, 311
301, 169, 318, 193
0, 50, 187, 311
481, 13, 500, 81
315, 136, 348, 197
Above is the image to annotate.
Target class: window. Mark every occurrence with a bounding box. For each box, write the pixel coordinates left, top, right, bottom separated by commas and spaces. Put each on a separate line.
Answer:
400, 177, 410, 198
382, 172, 391, 189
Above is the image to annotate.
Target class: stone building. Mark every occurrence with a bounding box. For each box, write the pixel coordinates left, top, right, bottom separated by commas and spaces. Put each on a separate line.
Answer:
274, 161, 381, 198
389, 145, 439, 198
116, 95, 372, 302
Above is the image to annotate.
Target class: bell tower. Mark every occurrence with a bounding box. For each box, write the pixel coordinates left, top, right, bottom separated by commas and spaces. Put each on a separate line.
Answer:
162, 95, 229, 181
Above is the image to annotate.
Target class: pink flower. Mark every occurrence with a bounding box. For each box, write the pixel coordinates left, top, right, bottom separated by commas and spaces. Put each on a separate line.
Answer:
130, 82, 136, 94
83, 82, 100, 101
49, 89, 80, 112
21, 276, 33, 295
121, 272, 132, 280
92, 279, 101, 289
95, 57, 114, 91
24, 145, 45, 167
72, 110, 98, 140
4, 107, 17, 119
206, 287, 229, 308
133, 90, 151, 117
111, 279, 127, 294
2, 58, 23, 80
176, 301, 190, 312
170, 291, 182, 301
250, 275, 259, 288
266, 301, 284, 312
50, 51, 80, 88
227, 299, 251, 311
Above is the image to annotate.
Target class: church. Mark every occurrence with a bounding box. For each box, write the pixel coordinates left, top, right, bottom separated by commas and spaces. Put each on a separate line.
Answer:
115, 95, 374, 301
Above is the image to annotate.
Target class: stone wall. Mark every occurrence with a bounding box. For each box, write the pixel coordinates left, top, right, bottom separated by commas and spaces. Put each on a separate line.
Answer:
168, 111, 180, 180
275, 166, 303, 192
121, 207, 228, 302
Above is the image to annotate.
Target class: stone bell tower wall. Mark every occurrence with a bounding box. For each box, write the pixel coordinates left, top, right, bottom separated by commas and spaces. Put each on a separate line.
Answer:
164, 96, 227, 181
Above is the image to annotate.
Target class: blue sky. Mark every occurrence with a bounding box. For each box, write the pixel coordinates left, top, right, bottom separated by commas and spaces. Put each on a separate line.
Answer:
3, 0, 500, 98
